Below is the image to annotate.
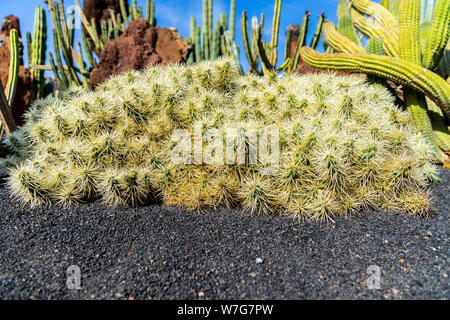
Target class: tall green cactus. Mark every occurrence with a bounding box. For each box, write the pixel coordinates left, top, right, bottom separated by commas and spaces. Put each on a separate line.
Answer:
30, 6, 47, 99
5, 29, 20, 106
242, 2, 325, 76
300, 0, 450, 162
40, 0, 158, 91
187, 0, 240, 65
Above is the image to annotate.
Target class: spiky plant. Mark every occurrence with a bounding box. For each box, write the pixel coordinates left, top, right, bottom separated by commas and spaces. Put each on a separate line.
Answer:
300, 0, 450, 163
241, 0, 326, 76
1, 59, 438, 220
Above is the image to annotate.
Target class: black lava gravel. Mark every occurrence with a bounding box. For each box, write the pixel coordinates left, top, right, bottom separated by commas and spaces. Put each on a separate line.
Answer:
0, 169, 448, 300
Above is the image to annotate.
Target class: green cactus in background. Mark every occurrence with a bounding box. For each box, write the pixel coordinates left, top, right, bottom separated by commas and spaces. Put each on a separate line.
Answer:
5, 29, 20, 106
300, 0, 450, 163
242, 2, 325, 76
29, 7, 47, 99
0, 29, 19, 135
35, 0, 158, 91
188, 0, 241, 68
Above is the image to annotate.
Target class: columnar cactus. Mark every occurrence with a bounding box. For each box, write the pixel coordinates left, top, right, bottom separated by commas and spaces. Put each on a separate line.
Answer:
42, 0, 158, 91
1, 59, 439, 220
300, 0, 450, 163
241, 2, 325, 76
29, 6, 47, 99
188, 0, 240, 67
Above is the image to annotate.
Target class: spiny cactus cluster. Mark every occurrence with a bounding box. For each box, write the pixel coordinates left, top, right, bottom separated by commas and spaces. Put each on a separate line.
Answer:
1, 59, 439, 220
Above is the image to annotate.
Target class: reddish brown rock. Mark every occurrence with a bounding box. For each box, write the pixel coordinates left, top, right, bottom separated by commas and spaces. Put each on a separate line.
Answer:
0, 36, 35, 127
0, 15, 21, 38
90, 18, 190, 89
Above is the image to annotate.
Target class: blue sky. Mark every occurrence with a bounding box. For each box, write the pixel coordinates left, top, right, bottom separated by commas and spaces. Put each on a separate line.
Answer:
0, 0, 344, 74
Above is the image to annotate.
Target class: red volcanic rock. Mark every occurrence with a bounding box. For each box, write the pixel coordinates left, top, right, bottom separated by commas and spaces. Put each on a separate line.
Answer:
90, 18, 190, 89
0, 15, 21, 38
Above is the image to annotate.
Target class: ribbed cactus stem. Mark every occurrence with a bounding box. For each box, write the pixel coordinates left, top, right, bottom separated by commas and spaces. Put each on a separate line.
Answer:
399, 0, 421, 65
364, 37, 386, 88
337, 12, 361, 46
438, 40, 450, 79
202, 0, 210, 60
221, 13, 228, 31
146, 0, 151, 23
284, 27, 292, 62
81, 30, 96, 70
101, 20, 108, 45
338, 0, 351, 18
53, 29, 71, 89
300, 47, 450, 116
131, 0, 138, 21
269, 0, 282, 67
190, 16, 196, 39
350, 8, 400, 57
407, 89, 444, 161
388, 0, 401, 18
74, 0, 103, 52
5, 29, 19, 106
58, 0, 70, 47
323, 20, 365, 54
26, 32, 32, 66
211, 21, 222, 60
310, 11, 326, 49
195, 26, 203, 62
119, 0, 129, 24
290, 11, 310, 71
365, 37, 385, 56
241, 10, 258, 73
422, 0, 450, 70
49, 53, 64, 90
77, 41, 89, 90
229, 0, 236, 41
252, 17, 274, 75
208, 0, 213, 48
427, 97, 450, 152
150, 0, 156, 25
31, 6, 47, 99
350, 0, 400, 30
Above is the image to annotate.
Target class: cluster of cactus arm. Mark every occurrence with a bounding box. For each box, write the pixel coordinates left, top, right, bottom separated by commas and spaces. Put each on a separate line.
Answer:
241, 0, 325, 76
29, 0, 157, 91
186, 0, 243, 75
300, 0, 450, 163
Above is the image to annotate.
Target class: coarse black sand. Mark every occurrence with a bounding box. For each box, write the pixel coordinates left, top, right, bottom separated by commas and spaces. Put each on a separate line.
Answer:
0, 169, 448, 300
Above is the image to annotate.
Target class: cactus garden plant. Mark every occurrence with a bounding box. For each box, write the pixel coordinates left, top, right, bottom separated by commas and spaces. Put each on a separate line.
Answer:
300, 0, 450, 163
241, 0, 326, 76
2, 59, 439, 220
186, 0, 243, 74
